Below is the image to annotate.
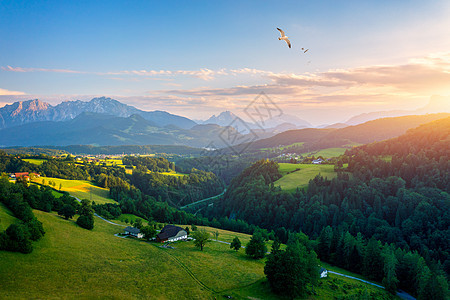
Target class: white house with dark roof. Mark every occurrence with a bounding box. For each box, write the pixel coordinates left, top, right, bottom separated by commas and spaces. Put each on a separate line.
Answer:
156, 225, 187, 243
124, 226, 144, 239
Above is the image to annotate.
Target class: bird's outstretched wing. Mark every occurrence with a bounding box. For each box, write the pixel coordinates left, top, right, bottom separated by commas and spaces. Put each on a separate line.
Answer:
277, 28, 286, 37
304, 49, 309, 53
285, 39, 291, 48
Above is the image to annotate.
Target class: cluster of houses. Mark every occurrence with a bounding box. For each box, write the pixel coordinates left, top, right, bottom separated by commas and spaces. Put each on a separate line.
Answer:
9, 172, 40, 181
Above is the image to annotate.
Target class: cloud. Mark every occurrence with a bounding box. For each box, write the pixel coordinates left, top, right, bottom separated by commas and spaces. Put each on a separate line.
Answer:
0, 88, 27, 96
2, 66, 84, 74
269, 52, 450, 94
2, 64, 281, 81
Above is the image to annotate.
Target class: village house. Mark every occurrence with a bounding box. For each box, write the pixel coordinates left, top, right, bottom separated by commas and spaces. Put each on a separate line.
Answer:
320, 267, 328, 278
312, 158, 324, 164
156, 225, 188, 243
124, 226, 144, 239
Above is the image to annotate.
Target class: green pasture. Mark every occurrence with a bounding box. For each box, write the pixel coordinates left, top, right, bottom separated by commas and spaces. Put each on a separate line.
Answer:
22, 158, 47, 165
0, 210, 211, 299
303, 147, 347, 158
36, 177, 116, 204
0, 203, 17, 231
276, 163, 337, 192
0, 206, 396, 299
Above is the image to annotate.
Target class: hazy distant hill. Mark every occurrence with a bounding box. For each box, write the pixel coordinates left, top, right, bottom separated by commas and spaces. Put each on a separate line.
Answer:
354, 116, 450, 158
311, 113, 450, 150
235, 113, 450, 152
0, 97, 196, 129
345, 95, 450, 125
0, 112, 247, 148
200, 111, 311, 131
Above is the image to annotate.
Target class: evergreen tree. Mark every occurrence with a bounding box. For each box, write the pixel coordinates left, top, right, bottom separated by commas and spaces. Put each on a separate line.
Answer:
363, 237, 384, 281
245, 231, 267, 259
264, 240, 319, 298
382, 245, 399, 294
230, 236, 241, 251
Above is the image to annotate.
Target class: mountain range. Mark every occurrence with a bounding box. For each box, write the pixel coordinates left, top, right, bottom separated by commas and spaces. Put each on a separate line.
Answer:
0, 97, 196, 129
1, 96, 449, 149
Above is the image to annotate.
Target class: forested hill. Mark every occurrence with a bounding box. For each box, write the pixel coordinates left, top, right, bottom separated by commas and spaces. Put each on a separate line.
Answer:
351, 116, 450, 159
210, 122, 450, 297
347, 117, 449, 192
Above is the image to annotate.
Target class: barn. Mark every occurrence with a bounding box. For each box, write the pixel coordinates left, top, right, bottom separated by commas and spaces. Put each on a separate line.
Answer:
156, 225, 187, 243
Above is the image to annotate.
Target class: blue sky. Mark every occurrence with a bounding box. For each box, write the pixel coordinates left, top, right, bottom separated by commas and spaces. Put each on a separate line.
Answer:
1, 0, 450, 124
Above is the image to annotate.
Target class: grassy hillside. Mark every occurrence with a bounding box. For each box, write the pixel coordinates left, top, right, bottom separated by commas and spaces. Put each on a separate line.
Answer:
275, 163, 337, 192
303, 147, 347, 158
0, 209, 395, 299
22, 158, 48, 165
0, 210, 211, 299
36, 177, 116, 204
0, 203, 17, 231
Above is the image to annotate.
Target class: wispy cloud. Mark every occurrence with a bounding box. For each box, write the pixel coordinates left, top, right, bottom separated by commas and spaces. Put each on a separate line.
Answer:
2, 65, 268, 81
0, 88, 27, 96
2, 66, 84, 74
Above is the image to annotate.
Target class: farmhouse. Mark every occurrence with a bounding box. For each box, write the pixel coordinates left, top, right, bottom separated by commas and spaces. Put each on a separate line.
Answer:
124, 226, 144, 239
320, 267, 328, 278
312, 158, 324, 164
156, 225, 187, 243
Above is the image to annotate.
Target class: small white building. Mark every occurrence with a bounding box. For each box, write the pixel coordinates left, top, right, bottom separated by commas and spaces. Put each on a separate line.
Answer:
312, 158, 324, 164
124, 226, 144, 239
320, 267, 328, 278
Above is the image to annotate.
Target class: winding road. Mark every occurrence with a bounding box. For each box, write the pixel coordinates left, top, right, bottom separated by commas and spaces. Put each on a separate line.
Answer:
179, 189, 226, 209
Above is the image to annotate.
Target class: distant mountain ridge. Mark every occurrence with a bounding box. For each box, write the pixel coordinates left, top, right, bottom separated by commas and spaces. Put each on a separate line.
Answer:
345, 95, 450, 125
0, 97, 196, 129
0, 111, 256, 148
232, 113, 450, 153
200, 111, 312, 130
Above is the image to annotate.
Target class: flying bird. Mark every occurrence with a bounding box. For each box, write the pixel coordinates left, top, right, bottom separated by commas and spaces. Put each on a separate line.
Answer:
301, 48, 309, 53
277, 28, 291, 48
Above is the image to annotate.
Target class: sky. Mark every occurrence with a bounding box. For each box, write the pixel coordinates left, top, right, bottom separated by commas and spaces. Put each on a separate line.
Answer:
1, 0, 450, 125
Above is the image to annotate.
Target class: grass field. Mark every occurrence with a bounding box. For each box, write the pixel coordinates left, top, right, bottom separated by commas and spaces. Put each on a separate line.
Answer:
0, 203, 17, 231
0, 205, 395, 299
36, 177, 116, 205
114, 214, 147, 225
303, 147, 347, 158
22, 158, 47, 165
275, 163, 337, 192
0, 210, 212, 299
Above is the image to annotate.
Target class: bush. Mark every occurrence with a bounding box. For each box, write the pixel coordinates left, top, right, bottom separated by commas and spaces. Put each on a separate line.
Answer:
5, 223, 33, 254
76, 215, 94, 230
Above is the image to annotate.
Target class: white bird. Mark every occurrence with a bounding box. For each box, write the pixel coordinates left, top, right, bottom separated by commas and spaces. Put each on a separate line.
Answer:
277, 28, 291, 48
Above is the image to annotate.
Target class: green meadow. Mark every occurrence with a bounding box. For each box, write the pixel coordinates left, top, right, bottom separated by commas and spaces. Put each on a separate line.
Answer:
0, 205, 395, 299
22, 158, 48, 165
0, 203, 17, 230
36, 177, 116, 204
303, 147, 347, 158
275, 163, 337, 192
